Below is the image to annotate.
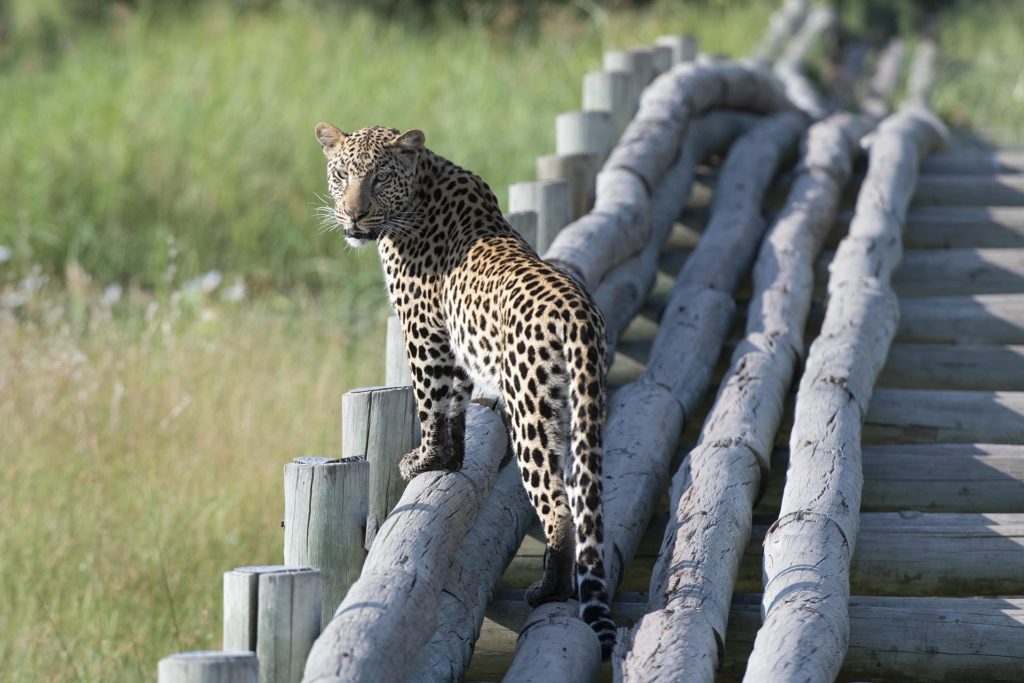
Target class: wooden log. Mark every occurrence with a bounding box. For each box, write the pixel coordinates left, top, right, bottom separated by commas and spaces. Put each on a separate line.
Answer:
340, 386, 417, 548
833, 206, 1024, 249
774, 4, 836, 118
501, 603, 601, 683
818, 247, 1024, 297
759, 444, 1024, 514
582, 70, 631, 137
616, 112, 873, 681
897, 294, 1024, 344
469, 592, 1024, 683
880, 343, 1024, 391
503, 112, 806, 681
750, 0, 810, 67
301, 403, 507, 683
384, 315, 412, 387
745, 103, 946, 682
861, 38, 903, 117
504, 211, 538, 252
655, 34, 698, 66
910, 174, 1024, 206
907, 37, 938, 106
555, 111, 614, 159
158, 652, 259, 683
282, 458, 368, 626
649, 45, 674, 77
508, 179, 572, 255
921, 150, 1024, 175
257, 568, 321, 683
536, 153, 601, 220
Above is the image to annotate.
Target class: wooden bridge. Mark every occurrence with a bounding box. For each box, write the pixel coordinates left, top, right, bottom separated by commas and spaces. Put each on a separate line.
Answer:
159, 1, 1024, 681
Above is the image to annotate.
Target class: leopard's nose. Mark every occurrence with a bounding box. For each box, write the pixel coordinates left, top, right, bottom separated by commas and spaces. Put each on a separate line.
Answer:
344, 207, 368, 222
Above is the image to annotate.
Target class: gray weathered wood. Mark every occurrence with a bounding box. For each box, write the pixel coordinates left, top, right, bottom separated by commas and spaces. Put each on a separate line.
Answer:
655, 34, 698, 66
283, 458, 369, 626
602, 48, 655, 116
504, 111, 806, 681
617, 111, 874, 681
536, 153, 601, 221
582, 70, 631, 137
158, 652, 259, 683
921, 149, 1024, 175
744, 102, 946, 681
907, 37, 938, 106
301, 403, 507, 683
504, 211, 538, 252
224, 569, 260, 652
340, 386, 418, 548
501, 603, 601, 683
833, 206, 1024, 248
774, 4, 836, 118
910, 174, 1024, 206
384, 315, 412, 387
750, 0, 810, 67
469, 593, 1024, 683
257, 568, 321, 683
865, 388, 1024, 445
508, 179, 572, 255
880, 344, 1024, 390
861, 38, 903, 117
897, 294, 1024, 344
556, 111, 615, 159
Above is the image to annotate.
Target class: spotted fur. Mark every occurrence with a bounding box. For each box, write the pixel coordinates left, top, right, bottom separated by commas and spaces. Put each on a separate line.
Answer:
315, 123, 615, 655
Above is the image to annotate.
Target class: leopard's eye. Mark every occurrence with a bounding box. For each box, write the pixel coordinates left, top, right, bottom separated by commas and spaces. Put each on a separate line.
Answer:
332, 167, 348, 183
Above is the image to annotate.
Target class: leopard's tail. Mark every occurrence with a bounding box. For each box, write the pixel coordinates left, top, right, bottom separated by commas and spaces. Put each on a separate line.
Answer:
564, 315, 615, 658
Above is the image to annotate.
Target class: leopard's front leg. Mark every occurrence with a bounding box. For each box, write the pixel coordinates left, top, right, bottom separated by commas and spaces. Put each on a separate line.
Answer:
399, 327, 464, 480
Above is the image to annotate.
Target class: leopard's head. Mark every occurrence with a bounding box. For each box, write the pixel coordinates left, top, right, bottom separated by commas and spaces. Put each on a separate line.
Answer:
315, 123, 424, 247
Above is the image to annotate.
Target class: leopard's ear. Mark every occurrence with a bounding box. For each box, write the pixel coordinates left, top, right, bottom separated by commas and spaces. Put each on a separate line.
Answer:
390, 129, 425, 154
315, 122, 347, 155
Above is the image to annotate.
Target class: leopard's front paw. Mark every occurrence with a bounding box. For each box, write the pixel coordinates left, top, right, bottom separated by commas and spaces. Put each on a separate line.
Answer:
399, 445, 449, 481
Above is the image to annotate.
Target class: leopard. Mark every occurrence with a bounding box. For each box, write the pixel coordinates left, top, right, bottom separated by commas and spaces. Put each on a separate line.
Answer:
314, 123, 615, 656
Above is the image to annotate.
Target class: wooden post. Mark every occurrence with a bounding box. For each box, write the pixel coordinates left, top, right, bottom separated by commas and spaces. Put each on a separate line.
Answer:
649, 45, 674, 76
501, 603, 601, 683
602, 49, 654, 116
384, 315, 411, 387
507, 179, 571, 255
505, 210, 539, 251
222, 565, 321, 683
751, 0, 810, 67
158, 652, 258, 683
536, 153, 601, 220
555, 111, 614, 158
582, 70, 631, 137
862, 38, 903, 117
655, 34, 698, 65
282, 457, 369, 626
340, 386, 418, 548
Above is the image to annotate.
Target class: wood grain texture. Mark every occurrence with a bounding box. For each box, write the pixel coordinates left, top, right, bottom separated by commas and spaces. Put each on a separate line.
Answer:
508, 179, 572, 255
158, 652, 259, 683
617, 111, 873, 682
744, 100, 945, 681
257, 568, 322, 683
384, 315, 413, 387
774, 4, 835, 118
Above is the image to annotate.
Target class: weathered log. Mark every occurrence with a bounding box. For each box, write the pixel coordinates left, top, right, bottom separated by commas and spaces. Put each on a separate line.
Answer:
158, 652, 259, 683
384, 315, 412, 387
750, 0, 810, 67
910, 174, 1024, 206
818, 247, 1024, 297
501, 603, 601, 683
402, 113, 755, 683
897, 293, 1024, 344
655, 34, 698, 66
617, 112, 873, 681
582, 70, 632, 137
603, 48, 656, 116
921, 149, 1024, 175
282, 458, 368, 625
774, 4, 836, 118
508, 179, 572, 254
744, 102, 946, 681
759, 443, 1024, 514
907, 37, 938, 106
833, 206, 1024, 248
880, 343, 1024, 391
340, 386, 418, 548
504, 112, 806, 681
536, 153, 602, 220
545, 62, 793, 292
861, 38, 903, 117
301, 403, 507, 683
469, 592, 1024, 683
556, 111, 615, 159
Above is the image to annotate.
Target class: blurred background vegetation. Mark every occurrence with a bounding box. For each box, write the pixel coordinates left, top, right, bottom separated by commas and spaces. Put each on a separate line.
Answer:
1, 0, 1022, 681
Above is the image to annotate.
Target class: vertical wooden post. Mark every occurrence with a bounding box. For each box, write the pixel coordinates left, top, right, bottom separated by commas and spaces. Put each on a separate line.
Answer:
384, 314, 412, 387
650, 44, 674, 76
282, 457, 369, 626
583, 70, 631, 137
656, 34, 698, 65
555, 111, 614, 158
603, 48, 656, 115
221, 565, 321, 683
505, 211, 539, 251
536, 153, 601, 220
341, 387, 418, 548
508, 179, 572, 255
158, 652, 258, 683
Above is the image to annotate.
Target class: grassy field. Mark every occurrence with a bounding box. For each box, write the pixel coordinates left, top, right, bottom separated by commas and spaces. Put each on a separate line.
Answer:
2, 0, 1023, 681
